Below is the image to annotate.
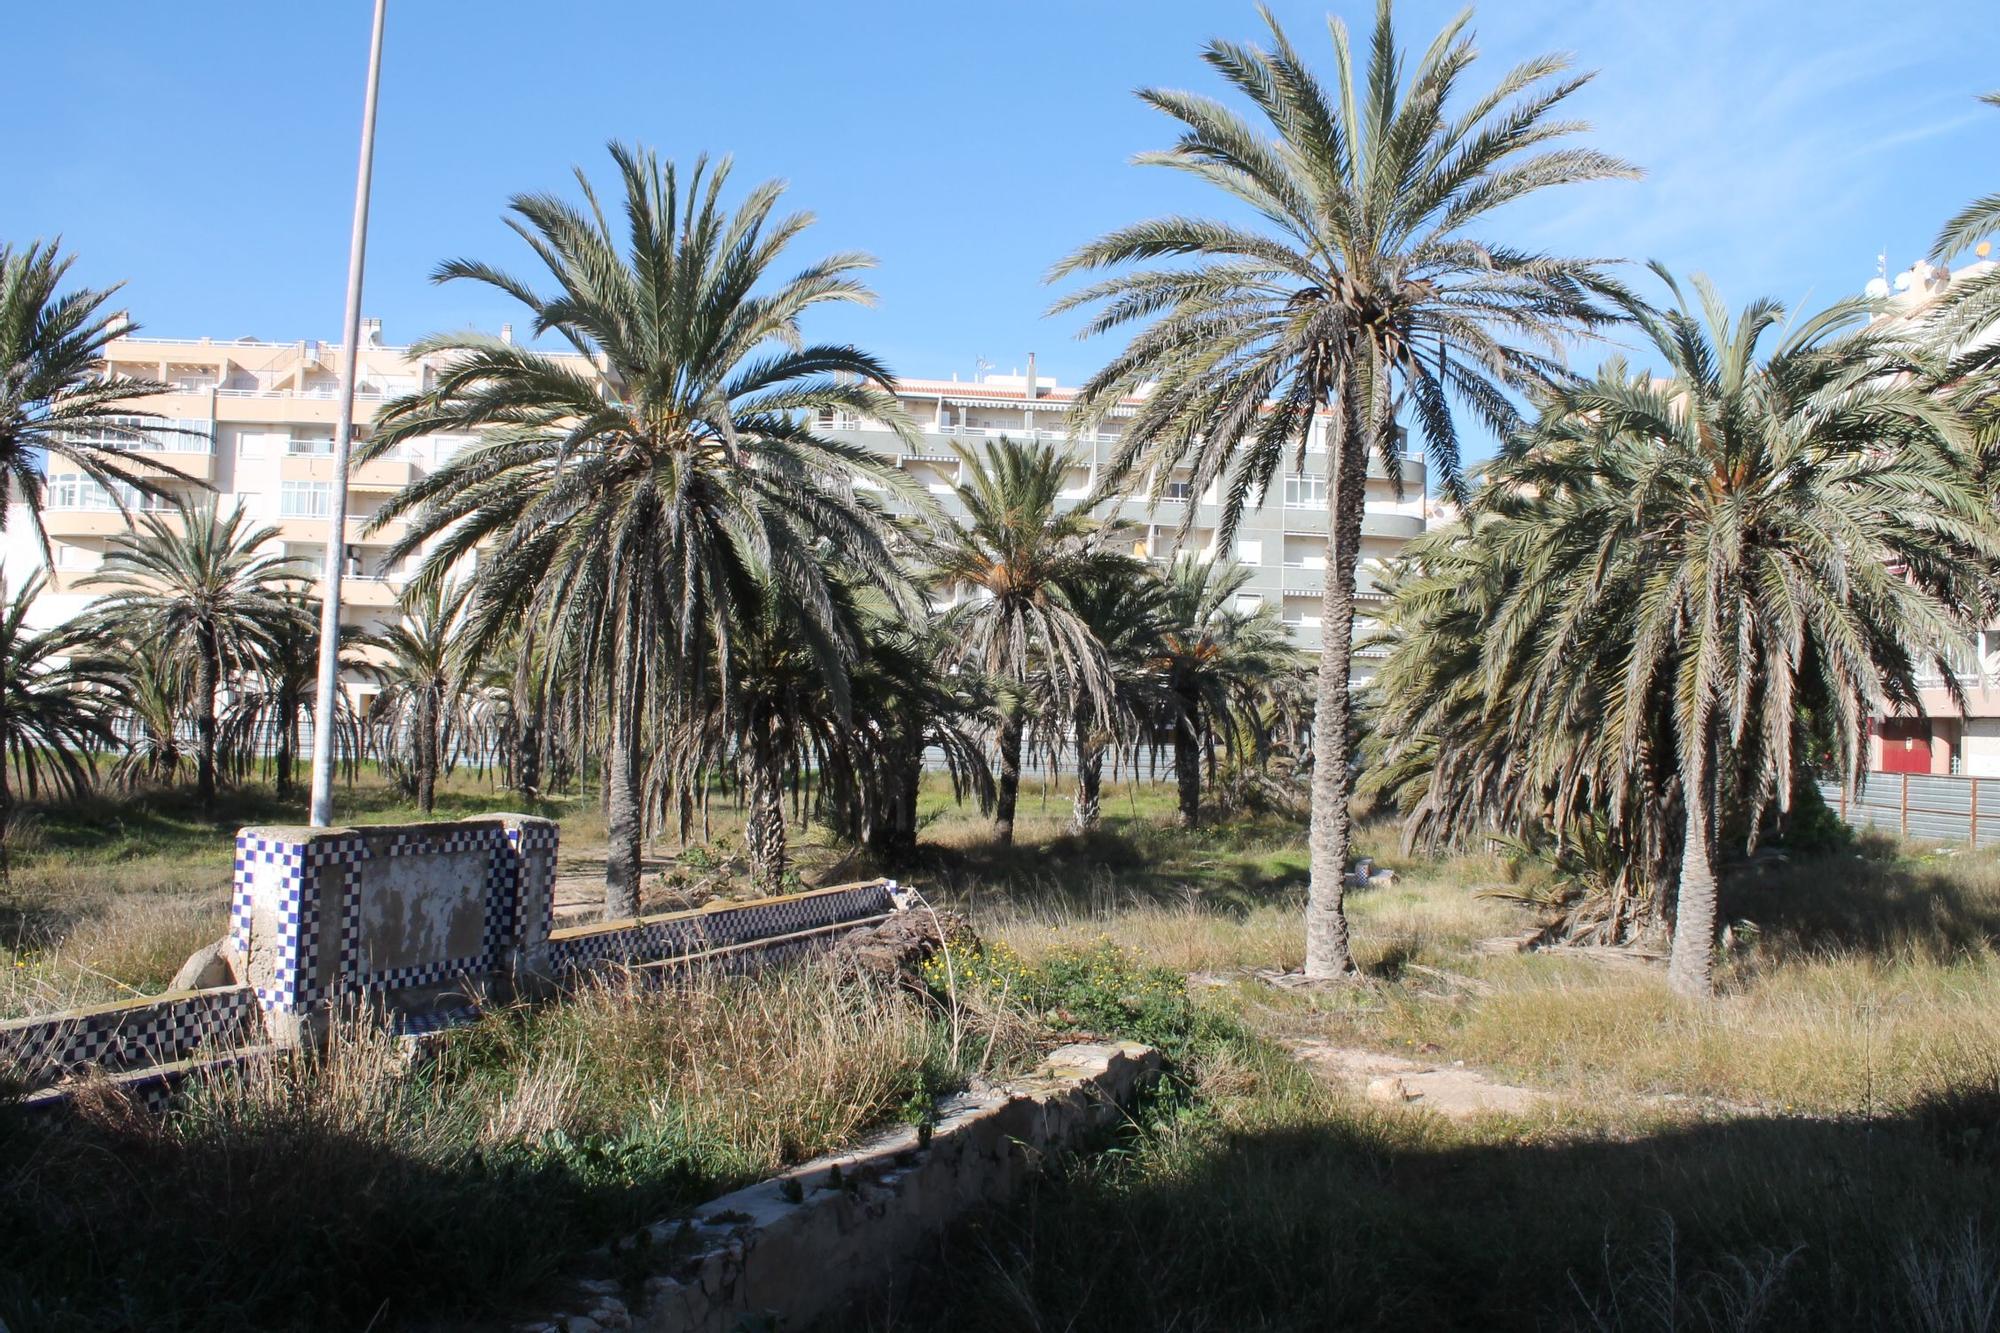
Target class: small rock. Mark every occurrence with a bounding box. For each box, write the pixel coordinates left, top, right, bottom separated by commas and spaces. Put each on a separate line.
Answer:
1366, 1076, 1415, 1104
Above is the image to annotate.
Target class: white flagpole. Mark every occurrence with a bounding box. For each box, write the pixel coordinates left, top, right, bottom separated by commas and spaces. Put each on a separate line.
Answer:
309, 0, 387, 827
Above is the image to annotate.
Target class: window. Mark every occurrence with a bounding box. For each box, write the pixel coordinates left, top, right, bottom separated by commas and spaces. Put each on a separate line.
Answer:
1236, 539, 1263, 565
286, 435, 335, 456
1163, 478, 1195, 502
54, 543, 93, 570
45, 474, 172, 512
61, 416, 212, 453
1283, 475, 1328, 509
281, 481, 332, 518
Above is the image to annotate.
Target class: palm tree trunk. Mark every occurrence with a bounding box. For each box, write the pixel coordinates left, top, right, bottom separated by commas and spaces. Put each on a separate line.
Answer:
417, 685, 438, 814
603, 631, 645, 920
994, 702, 1026, 846
0, 745, 12, 879
276, 691, 297, 801
516, 708, 542, 797
195, 628, 219, 811
1304, 380, 1369, 980
1173, 693, 1202, 829
746, 715, 787, 896
1072, 722, 1103, 834
1668, 717, 1720, 998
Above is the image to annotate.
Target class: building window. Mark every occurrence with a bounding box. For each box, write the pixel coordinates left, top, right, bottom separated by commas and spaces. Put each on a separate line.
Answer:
1164, 479, 1195, 502
61, 416, 212, 453
281, 481, 332, 518
45, 473, 173, 512
1283, 475, 1328, 509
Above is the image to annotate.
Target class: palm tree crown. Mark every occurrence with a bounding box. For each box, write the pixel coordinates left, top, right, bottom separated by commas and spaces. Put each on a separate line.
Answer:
82, 501, 311, 809
1050, 0, 1636, 978
1153, 557, 1304, 828
931, 437, 1129, 845
1382, 268, 2000, 996
0, 573, 122, 870
365, 580, 481, 815
1, 240, 197, 557
362, 144, 926, 915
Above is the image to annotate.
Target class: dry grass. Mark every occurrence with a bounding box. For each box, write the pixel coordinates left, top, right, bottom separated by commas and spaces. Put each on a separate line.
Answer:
1, 962, 956, 1332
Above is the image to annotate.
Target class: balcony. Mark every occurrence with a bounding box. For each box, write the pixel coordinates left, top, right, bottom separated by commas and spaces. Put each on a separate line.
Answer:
41, 505, 183, 538
274, 514, 411, 546
336, 577, 405, 609
124, 449, 218, 483
279, 453, 417, 489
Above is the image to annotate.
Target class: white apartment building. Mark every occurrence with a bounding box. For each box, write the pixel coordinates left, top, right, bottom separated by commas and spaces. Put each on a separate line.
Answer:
4, 331, 1429, 707
822, 369, 1429, 676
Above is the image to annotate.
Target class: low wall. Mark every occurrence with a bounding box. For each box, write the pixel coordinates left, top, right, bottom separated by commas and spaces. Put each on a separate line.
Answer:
7, 815, 909, 1109
524, 1042, 1163, 1333
543, 880, 903, 980
0, 986, 260, 1095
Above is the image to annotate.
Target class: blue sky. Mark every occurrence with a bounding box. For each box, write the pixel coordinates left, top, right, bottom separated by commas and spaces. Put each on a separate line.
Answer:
4, 1, 1994, 405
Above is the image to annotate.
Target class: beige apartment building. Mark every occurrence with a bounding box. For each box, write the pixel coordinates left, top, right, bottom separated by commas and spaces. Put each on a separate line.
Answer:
5, 330, 1429, 708
818, 368, 1428, 671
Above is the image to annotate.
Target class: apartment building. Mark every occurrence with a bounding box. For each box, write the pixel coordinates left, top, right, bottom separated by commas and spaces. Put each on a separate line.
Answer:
1864, 254, 2000, 775
820, 369, 1429, 676
4, 332, 1429, 708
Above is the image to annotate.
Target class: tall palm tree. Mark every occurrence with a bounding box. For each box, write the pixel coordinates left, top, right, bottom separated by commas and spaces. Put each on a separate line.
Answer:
1052, 1, 1634, 978
931, 438, 1127, 845
361, 144, 926, 916
0, 575, 122, 872
82, 501, 309, 810
1, 240, 198, 555
364, 581, 480, 815
1410, 270, 2000, 997
1153, 558, 1303, 828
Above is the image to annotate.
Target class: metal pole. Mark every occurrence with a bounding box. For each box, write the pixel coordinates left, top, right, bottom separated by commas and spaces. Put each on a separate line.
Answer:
309, 0, 387, 827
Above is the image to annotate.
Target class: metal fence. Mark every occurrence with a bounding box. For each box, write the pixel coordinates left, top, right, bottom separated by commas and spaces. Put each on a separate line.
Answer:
1817, 772, 2000, 846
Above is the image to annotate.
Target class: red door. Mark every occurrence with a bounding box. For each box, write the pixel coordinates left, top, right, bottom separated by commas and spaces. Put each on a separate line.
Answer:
1880, 719, 1933, 774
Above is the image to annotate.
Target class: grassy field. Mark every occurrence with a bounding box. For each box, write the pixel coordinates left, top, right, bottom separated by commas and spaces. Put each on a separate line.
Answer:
874, 802, 2000, 1333
3, 773, 1999, 1331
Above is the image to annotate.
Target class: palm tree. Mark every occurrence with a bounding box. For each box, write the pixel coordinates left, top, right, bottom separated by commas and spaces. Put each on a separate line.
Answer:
1403, 270, 2000, 997
931, 438, 1127, 845
1, 240, 198, 555
361, 145, 926, 916
108, 654, 192, 794
220, 598, 363, 801
364, 581, 480, 815
1052, 1, 1634, 978
1, 574, 121, 872
1045, 563, 1165, 834
1152, 558, 1303, 828
82, 501, 310, 810
837, 605, 993, 861
1930, 92, 2000, 264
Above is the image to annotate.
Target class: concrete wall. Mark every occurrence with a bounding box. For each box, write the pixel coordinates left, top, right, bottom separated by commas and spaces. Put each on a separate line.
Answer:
231, 814, 559, 1041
